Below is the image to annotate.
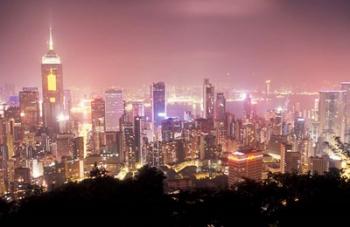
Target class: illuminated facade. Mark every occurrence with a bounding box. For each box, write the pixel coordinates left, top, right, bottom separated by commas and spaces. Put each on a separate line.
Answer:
105, 89, 123, 132
215, 92, 226, 125
280, 143, 301, 173
19, 87, 40, 130
341, 82, 350, 143
91, 97, 106, 154
318, 91, 345, 142
134, 116, 144, 165
228, 149, 263, 185
152, 82, 166, 126
41, 28, 64, 134
203, 79, 215, 119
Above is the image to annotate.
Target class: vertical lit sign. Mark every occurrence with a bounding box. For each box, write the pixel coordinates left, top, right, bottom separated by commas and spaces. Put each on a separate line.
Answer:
47, 69, 57, 91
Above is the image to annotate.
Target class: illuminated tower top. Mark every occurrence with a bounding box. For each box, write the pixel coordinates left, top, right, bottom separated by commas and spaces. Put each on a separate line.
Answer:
49, 26, 54, 51
42, 27, 61, 64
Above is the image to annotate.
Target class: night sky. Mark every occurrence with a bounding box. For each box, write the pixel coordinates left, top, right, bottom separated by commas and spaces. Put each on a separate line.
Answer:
1, 0, 350, 90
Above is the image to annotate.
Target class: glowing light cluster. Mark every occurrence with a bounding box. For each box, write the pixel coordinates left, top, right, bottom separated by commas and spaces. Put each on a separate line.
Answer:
47, 71, 57, 91
57, 113, 69, 122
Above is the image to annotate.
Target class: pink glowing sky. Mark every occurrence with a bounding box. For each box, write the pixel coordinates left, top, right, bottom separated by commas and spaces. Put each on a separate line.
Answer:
1, 0, 350, 91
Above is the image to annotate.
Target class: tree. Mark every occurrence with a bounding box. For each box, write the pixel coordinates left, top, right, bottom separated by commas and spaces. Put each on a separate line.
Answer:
89, 161, 108, 178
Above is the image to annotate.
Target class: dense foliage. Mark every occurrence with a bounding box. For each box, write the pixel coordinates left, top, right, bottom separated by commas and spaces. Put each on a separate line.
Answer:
0, 167, 349, 226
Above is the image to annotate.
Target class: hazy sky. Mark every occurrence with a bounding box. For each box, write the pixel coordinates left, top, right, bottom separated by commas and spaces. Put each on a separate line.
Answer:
1, 0, 350, 91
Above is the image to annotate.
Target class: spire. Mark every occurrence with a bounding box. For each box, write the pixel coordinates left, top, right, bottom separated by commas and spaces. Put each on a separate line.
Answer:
49, 26, 54, 51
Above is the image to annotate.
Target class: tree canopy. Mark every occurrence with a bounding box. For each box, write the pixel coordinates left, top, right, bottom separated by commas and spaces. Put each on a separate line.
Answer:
0, 167, 349, 227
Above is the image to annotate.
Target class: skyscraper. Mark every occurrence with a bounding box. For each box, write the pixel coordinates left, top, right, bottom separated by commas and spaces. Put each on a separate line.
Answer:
161, 117, 182, 142
151, 82, 166, 127
318, 91, 345, 142
41, 28, 64, 134
294, 117, 305, 139
134, 116, 144, 165
19, 87, 40, 130
91, 97, 105, 130
341, 82, 350, 143
215, 92, 226, 125
228, 149, 263, 185
132, 102, 145, 119
63, 89, 72, 118
105, 89, 123, 132
280, 143, 301, 174
91, 97, 105, 154
203, 79, 215, 119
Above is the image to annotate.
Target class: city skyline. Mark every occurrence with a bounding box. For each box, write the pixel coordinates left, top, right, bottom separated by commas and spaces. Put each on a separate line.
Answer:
1, 1, 350, 223
1, 0, 350, 90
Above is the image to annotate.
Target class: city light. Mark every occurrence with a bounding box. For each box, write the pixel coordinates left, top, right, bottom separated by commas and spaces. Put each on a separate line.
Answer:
1, 1, 350, 221
56, 113, 69, 122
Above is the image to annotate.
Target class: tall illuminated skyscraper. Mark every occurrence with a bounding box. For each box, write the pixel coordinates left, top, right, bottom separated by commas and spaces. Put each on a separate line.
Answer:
19, 87, 40, 130
91, 97, 105, 131
151, 82, 166, 126
91, 97, 105, 154
319, 91, 345, 142
341, 82, 350, 143
134, 116, 144, 165
63, 89, 72, 118
41, 28, 63, 134
203, 79, 214, 119
105, 89, 123, 132
215, 92, 226, 124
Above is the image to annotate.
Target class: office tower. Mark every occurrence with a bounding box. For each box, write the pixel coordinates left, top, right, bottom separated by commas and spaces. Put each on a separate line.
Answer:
120, 117, 135, 168
162, 141, 177, 165
72, 137, 84, 160
228, 149, 263, 185
280, 143, 301, 173
215, 92, 226, 124
244, 94, 254, 119
134, 116, 144, 165
309, 155, 329, 175
294, 117, 305, 139
161, 118, 182, 142
41, 28, 64, 134
19, 87, 40, 130
201, 134, 220, 160
225, 112, 235, 139
44, 163, 65, 191
63, 159, 84, 181
132, 102, 145, 118
105, 89, 123, 132
195, 118, 213, 134
4, 106, 21, 145
318, 91, 345, 142
175, 139, 185, 163
105, 131, 118, 154
341, 82, 350, 143
146, 141, 163, 168
151, 82, 166, 127
91, 97, 105, 154
63, 89, 72, 118
203, 79, 215, 119
56, 133, 74, 161
91, 97, 105, 127
0, 84, 15, 103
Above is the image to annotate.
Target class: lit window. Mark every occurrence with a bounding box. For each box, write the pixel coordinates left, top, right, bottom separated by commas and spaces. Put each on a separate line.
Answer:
50, 97, 56, 103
